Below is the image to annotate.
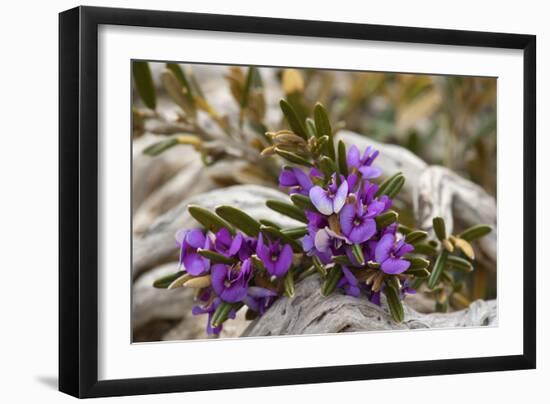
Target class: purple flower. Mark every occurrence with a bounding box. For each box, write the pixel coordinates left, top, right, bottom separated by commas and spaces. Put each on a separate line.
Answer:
347, 145, 382, 179
214, 228, 243, 257
244, 286, 279, 315
175, 228, 211, 276
339, 199, 385, 244
279, 167, 313, 195
256, 233, 293, 277
338, 267, 360, 297
211, 259, 253, 303
309, 176, 348, 216
374, 233, 414, 274
191, 292, 237, 335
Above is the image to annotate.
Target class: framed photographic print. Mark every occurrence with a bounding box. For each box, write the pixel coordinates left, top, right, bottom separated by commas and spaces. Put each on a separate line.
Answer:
59, 6, 536, 398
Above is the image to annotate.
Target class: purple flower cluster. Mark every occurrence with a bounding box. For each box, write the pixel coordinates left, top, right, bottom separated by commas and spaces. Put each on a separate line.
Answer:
176, 227, 292, 335
279, 145, 415, 303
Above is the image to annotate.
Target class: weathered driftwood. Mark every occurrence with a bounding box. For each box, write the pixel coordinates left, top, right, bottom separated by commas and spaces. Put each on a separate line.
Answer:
337, 131, 496, 270
242, 275, 497, 337
132, 185, 302, 279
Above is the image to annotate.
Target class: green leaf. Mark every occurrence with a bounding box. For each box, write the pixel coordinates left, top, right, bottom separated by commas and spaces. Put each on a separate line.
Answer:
337, 140, 348, 176
241, 67, 262, 108
132, 61, 156, 109
167, 273, 193, 290
352, 244, 365, 265
313, 103, 335, 159
413, 243, 438, 256
385, 175, 405, 199
305, 118, 317, 138
281, 226, 308, 239
211, 302, 239, 327
284, 269, 295, 298
266, 200, 307, 223
375, 172, 403, 197
406, 257, 430, 269
398, 224, 414, 235
166, 63, 194, 103
458, 224, 492, 242
405, 230, 428, 245
318, 156, 337, 179
446, 255, 474, 273
280, 99, 308, 140
274, 148, 312, 166
153, 271, 186, 288
432, 217, 447, 241
188, 205, 235, 235
215, 205, 261, 236
321, 266, 343, 296
290, 194, 316, 211
406, 267, 430, 278
260, 226, 302, 253
312, 255, 327, 277
142, 138, 179, 156
259, 219, 281, 229
197, 249, 237, 265
332, 255, 353, 266
384, 284, 405, 323
375, 210, 398, 228
427, 251, 449, 289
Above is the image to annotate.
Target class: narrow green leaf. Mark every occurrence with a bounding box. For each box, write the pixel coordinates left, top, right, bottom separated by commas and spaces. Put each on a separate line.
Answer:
405, 230, 428, 245
406, 257, 430, 269
274, 148, 312, 166
296, 265, 317, 282
352, 244, 365, 265
281, 226, 308, 239
266, 200, 307, 223
211, 302, 238, 327
188, 205, 235, 235
260, 226, 302, 253
215, 205, 261, 236
398, 224, 414, 235
432, 217, 447, 241
132, 61, 156, 109
143, 138, 179, 156
167, 273, 193, 290
153, 271, 186, 288
259, 219, 281, 229
384, 285, 405, 323
375, 172, 403, 197
446, 255, 474, 273
305, 118, 317, 138
312, 255, 327, 277
375, 210, 398, 228
197, 249, 237, 265
319, 156, 337, 179
406, 267, 430, 278
166, 63, 194, 103
290, 194, 316, 211
321, 266, 343, 296
279, 99, 308, 140
332, 255, 353, 266
284, 269, 295, 298
427, 251, 449, 289
337, 140, 348, 177
385, 175, 405, 199
313, 103, 335, 159
413, 243, 438, 256
458, 224, 492, 242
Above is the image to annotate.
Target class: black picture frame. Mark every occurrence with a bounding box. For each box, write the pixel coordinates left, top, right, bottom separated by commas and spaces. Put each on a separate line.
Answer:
59, 5, 536, 398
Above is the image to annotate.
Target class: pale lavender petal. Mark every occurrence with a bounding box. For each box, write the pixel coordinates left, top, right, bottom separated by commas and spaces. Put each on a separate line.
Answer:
184, 252, 209, 276
347, 145, 360, 168
302, 234, 314, 252
358, 165, 382, 179
333, 181, 349, 214
366, 200, 386, 218
293, 168, 313, 191
375, 233, 395, 263
314, 229, 331, 252
381, 257, 410, 274
310, 186, 334, 215
248, 286, 278, 298
175, 229, 188, 245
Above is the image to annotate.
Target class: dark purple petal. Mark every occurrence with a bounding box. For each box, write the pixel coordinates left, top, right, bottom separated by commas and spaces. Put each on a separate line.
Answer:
375, 233, 395, 263
279, 168, 297, 187
211, 264, 228, 296
256, 233, 269, 262
333, 181, 349, 214
347, 145, 360, 168
293, 168, 313, 192
272, 243, 292, 277
349, 218, 376, 243
310, 186, 333, 215
220, 283, 248, 303
186, 229, 206, 249
339, 203, 356, 236
370, 291, 381, 306
366, 200, 386, 218
381, 257, 410, 274
395, 241, 414, 257
228, 232, 244, 256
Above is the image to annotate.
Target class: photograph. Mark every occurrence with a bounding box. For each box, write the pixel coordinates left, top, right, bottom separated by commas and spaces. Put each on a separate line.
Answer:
131, 61, 497, 342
